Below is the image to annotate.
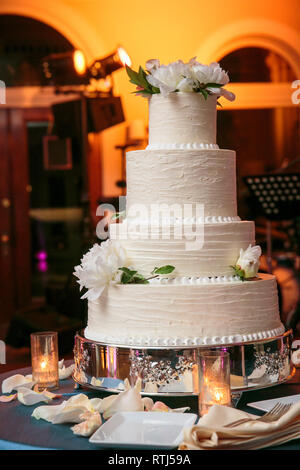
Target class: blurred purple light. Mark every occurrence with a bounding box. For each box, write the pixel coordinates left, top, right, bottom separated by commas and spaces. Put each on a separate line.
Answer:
36, 250, 47, 261
37, 260, 48, 272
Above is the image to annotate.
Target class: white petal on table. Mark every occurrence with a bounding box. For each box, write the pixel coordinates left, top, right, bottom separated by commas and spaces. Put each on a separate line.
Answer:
17, 387, 51, 406
71, 412, 102, 437
59, 363, 75, 380
2, 374, 35, 394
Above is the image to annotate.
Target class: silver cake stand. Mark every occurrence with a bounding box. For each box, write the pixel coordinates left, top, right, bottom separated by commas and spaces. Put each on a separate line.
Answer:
73, 329, 294, 397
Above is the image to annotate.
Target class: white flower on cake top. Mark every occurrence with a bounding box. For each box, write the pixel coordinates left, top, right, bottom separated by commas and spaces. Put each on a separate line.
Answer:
126, 57, 235, 101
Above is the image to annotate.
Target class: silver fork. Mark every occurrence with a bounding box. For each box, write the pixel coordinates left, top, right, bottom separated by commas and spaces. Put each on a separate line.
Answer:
224, 403, 292, 428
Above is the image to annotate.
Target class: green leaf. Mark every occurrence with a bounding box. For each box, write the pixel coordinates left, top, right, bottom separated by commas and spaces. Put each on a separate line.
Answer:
119, 267, 149, 284
138, 66, 151, 91
126, 65, 140, 83
132, 273, 149, 284
152, 265, 175, 275
203, 82, 224, 88
119, 267, 137, 275
126, 64, 160, 96
200, 88, 209, 100
150, 85, 161, 94
230, 265, 246, 281
133, 89, 152, 96
119, 267, 137, 284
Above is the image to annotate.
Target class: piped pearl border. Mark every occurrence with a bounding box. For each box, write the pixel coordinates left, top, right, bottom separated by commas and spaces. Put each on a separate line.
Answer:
84, 325, 285, 348
146, 142, 219, 150
124, 216, 241, 225
148, 275, 242, 285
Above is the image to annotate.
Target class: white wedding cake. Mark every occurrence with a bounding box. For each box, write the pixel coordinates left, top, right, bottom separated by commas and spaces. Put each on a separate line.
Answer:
75, 59, 285, 348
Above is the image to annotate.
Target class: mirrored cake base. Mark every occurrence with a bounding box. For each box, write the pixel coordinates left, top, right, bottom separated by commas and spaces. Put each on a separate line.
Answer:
73, 329, 294, 396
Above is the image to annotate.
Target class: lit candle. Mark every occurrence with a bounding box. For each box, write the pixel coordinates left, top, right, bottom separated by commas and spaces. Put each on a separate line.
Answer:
31, 332, 59, 391
198, 350, 231, 416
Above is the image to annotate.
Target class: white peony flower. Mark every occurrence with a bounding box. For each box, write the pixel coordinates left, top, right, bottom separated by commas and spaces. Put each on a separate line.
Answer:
206, 86, 235, 101
177, 77, 195, 92
145, 59, 160, 73
191, 62, 229, 86
235, 244, 262, 279
73, 240, 128, 301
146, 60, 192, 95
143, 58, 235, 100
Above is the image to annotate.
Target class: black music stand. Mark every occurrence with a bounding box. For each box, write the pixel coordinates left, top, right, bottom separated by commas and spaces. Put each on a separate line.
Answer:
244, 173, 300, 273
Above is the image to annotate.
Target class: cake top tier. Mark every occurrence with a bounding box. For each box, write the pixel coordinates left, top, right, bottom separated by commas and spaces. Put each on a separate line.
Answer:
147, 93, 218, 149
126, 58, 235, 148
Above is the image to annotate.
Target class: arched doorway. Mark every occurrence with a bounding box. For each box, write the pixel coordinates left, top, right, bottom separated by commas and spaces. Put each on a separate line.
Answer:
0, 0, 106, 63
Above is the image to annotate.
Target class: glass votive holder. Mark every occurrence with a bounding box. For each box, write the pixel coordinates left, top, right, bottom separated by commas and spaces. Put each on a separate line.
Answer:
31, 331, 59, 391
198, 350, 231, 416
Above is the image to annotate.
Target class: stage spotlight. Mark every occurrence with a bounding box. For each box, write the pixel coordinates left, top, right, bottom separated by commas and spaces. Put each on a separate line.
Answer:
43, 50, 89, 86
90, 46, 131, 79
73, 50, 87, 75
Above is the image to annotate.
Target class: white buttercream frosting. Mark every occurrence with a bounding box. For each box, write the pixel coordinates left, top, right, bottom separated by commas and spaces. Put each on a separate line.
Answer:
85, 274, 284, 347
148, 93, 217, 146
126, 148, 237, 218
110, 220, 255, 277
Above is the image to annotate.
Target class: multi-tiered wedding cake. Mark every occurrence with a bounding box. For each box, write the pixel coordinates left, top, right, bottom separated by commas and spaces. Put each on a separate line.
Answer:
75, 59, 284, 348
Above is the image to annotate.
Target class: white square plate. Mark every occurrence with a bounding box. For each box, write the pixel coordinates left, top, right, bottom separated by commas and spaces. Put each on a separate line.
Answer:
89, 412, 198, 449
248, 394, 300, 412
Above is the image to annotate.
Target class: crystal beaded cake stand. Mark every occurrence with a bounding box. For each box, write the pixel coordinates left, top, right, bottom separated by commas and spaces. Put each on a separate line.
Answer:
73, 329, 294, 397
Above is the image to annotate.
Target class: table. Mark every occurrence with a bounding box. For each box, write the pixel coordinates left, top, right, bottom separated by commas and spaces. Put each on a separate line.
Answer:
1, 364, 300, 450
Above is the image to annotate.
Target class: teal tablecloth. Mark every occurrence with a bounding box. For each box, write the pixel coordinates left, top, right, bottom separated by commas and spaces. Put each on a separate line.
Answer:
1, 364, 300, 450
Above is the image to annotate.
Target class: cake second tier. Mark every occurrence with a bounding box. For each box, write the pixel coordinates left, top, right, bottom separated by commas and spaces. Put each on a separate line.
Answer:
126, 148, 237, 219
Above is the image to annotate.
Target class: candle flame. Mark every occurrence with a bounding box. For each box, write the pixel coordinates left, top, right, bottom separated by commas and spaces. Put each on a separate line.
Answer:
214, 391, 223, 402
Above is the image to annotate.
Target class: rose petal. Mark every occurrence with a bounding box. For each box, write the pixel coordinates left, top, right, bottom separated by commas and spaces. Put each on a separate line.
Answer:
71, 412, 102, 437
90, 377, 103, 387
89, 397, 103, 412
51, 407, 89, 424
32, 403, 66, 421
170, 406, 191, 413
151, 401, 169, 412
17, 387, 51, 406
142, 396, 154, 411
0, 393, 17, 402
2, 374, 35, 394
102, 381, 144, 419
59, 363, 75, 380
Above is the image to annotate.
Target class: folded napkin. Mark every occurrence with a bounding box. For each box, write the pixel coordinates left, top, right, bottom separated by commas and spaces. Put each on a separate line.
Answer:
179, 402, 300, 450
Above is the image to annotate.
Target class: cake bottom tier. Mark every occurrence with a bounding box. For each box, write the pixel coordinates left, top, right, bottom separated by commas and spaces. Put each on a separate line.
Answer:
85, 273, 284, 347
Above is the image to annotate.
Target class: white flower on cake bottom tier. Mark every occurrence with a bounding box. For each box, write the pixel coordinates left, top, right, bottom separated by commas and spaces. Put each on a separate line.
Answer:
73, 240, 128, 301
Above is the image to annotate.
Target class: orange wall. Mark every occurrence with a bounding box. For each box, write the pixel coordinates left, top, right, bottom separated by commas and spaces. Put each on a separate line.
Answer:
7, 0, 300, 197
